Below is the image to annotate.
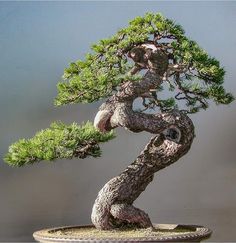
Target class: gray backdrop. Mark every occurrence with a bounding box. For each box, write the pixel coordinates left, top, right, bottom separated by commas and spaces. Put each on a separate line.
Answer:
0, 1, 235, 242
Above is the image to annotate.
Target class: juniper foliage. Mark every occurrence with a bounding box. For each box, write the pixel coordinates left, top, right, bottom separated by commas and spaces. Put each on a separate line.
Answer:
55, 12, 234, 113
4, 122, 115, 167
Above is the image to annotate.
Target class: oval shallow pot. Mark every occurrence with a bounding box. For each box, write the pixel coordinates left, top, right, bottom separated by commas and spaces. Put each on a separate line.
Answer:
33, 223, 212, 242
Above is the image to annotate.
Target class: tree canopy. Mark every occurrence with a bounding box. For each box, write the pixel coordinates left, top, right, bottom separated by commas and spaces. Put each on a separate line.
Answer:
4, 12, 234, 167
55, 12, 233, 113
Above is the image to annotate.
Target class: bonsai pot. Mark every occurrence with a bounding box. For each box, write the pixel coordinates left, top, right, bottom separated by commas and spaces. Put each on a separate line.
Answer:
33, 223, 212, 242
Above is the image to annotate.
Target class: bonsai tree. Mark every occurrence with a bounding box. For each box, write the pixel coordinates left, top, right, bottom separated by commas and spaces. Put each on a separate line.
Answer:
5, 13, 234, 231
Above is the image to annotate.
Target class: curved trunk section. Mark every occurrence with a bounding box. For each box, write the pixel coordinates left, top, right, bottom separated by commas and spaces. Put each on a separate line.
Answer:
91, 110, 194, 230
91, 69, 195, 230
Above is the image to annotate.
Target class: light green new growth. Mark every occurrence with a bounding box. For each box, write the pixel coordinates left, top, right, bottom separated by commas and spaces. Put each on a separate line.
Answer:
4, 122, 115, 167
55, 12, 234, 113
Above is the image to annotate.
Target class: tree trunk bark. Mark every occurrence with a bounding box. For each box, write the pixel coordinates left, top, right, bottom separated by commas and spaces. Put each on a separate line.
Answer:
91, 71, 195, 230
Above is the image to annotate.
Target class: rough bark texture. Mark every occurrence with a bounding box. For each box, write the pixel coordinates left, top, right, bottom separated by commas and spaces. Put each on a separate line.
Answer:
91, 47, 195, 230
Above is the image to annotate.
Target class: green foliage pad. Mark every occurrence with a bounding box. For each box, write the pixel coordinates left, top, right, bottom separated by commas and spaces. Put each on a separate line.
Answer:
55, 12, 234, 113
4, 122, 115, 167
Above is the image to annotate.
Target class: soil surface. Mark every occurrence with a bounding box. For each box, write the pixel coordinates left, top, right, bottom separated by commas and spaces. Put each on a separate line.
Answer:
47, 224, 197, 239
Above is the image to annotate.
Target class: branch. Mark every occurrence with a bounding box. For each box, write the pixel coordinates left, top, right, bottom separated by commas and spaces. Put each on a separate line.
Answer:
115, 71, 162, 102
96, 71, 191, 135
5, 122, 115, 167
128, 65, 142, 75
174, 73, 208, 109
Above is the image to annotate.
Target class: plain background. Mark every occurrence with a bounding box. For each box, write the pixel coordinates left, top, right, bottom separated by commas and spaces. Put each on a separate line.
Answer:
0, 1, 235, 242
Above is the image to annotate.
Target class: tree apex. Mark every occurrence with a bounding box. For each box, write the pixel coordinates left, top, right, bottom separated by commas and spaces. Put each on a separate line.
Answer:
55, 12, 234, 113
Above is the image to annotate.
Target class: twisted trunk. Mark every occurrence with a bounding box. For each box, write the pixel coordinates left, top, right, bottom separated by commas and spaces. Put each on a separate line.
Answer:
91, 65, 195, 230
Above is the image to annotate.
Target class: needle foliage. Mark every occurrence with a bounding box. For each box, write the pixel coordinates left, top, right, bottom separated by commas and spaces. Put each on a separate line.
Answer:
55, 12, 234, 113
4, 122, 115, 167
